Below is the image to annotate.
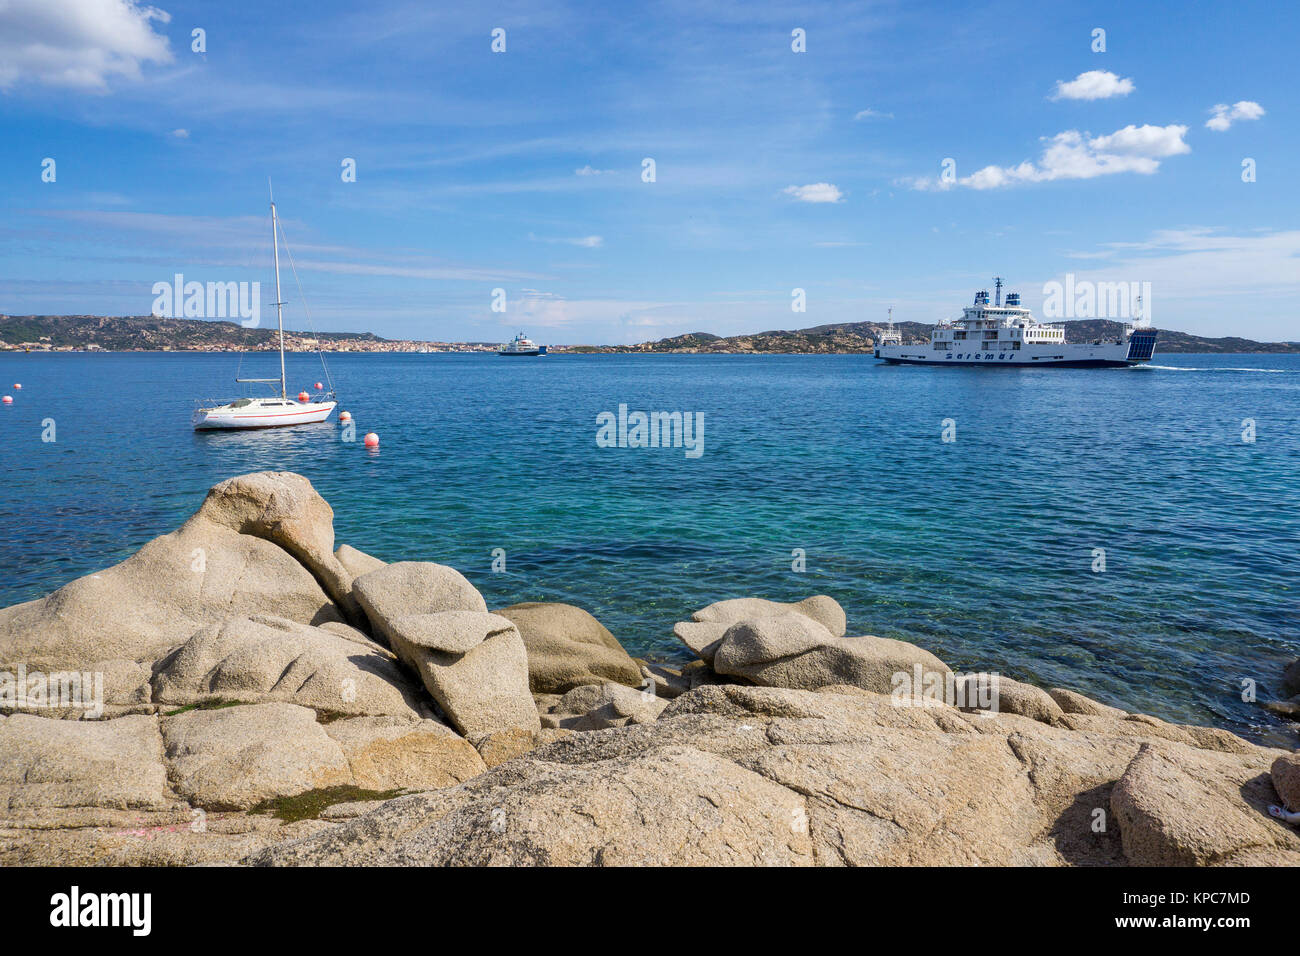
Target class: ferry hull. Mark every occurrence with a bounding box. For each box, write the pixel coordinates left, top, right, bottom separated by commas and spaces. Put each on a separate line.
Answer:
877, 355, 1135, 368
875, 331, 1156, 368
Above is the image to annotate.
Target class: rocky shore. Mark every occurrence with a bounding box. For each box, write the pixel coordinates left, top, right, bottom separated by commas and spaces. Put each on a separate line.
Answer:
0, 471, 1296, 866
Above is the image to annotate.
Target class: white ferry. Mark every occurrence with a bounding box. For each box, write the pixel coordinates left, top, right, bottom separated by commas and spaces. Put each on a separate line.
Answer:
499, 332, 547, 356
874, 279, 1157, 367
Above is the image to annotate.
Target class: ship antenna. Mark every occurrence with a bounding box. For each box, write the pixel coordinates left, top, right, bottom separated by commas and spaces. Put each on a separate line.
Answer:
993, 276, 1003, 308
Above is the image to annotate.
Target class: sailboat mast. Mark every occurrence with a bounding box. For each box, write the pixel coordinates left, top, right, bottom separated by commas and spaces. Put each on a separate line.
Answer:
271, 200, 286, 399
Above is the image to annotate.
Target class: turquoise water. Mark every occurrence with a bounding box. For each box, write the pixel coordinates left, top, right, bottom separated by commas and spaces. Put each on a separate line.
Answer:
0, 351, 1296, 741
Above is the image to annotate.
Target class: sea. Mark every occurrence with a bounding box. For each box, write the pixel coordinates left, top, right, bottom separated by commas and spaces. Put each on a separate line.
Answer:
0, 350, 1296, 742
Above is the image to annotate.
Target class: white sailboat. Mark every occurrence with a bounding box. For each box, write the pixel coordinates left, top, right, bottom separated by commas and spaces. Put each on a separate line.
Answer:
193, 194, 338, 430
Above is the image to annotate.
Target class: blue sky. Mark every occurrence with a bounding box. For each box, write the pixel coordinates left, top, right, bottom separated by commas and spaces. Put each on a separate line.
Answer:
1, 0, 1296, 343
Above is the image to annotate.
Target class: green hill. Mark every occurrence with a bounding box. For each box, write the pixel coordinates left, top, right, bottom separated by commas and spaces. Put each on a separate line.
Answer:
0, 315, 384, 351
598, 319, 1299, 354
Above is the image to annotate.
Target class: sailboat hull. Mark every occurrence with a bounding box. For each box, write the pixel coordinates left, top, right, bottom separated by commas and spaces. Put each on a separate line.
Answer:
193, 401, 336, 430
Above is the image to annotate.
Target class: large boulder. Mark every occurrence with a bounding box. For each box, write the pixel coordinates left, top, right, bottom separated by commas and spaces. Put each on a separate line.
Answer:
474, 727, 574, 769
0, 713, 171, 810
711, 613, 951, 694
374, 614, 537, 740
249, 682, 1295, 867
675, 595, 846, 665
639, 662, 691, 699
542, 682, 668, 730
334, 544, 385, 580
0, 473, 353, 702
353, 565, 536, 739
158, 702, 488, 813
1273, 753, 1300, 810
248, 745, 815, 866
694, 595, 847, 636
152, 614, 428, 718
1285, 658, 1300, 697
353, 562, 487, 628
1110, 743, 1285, 865
1048, 687, 1127, 719
161, 702, 352, 810
495, 602, 642, 694
195, 472, 363, 625
323, 716, 486, 790
959, 676, 1065, 725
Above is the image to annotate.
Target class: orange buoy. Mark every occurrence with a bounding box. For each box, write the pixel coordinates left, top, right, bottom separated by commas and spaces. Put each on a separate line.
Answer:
313, 381, 323, 390
1, 396, 11, 404
363, 432, 379, 448
12, 384, 20, 389
297, 390, 310, 402
338, 411, 352, 422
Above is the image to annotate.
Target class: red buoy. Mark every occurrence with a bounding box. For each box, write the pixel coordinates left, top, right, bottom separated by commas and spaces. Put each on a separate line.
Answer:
1, 396, 11, 405
314, 381, 323, 390
363, 432, 379, 447
12, 384, 20, 389
297, 391, 310, 402
338, 411, 352, 422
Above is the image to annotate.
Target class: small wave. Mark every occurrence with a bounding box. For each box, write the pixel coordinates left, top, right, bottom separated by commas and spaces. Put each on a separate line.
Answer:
1137, 364, 1288, 373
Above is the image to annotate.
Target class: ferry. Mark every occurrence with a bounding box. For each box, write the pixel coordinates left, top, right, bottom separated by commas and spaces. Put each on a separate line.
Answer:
874, 279, 1157, 367
499, 332, 546, 356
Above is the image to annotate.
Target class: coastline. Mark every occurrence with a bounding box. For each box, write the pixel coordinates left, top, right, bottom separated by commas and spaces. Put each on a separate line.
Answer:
6, 314, 1300, 355
0, 471, 1296, 866
6, 346, 1300, 355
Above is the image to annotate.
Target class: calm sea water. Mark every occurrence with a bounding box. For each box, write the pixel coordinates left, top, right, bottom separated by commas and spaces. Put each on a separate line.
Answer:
0, 350, 1296, 741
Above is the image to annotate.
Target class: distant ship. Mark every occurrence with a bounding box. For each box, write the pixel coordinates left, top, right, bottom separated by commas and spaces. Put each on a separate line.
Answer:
499, 332, 547, 356
874, 278, 1157, 367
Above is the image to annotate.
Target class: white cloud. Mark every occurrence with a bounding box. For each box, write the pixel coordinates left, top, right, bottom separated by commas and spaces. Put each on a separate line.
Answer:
509, 293, 672, 329
170, 128, 189, 138
0, 0, 174, 91
1051, 70, 1135, 101
853, 108, 893, 120
528, 232, 604, 248
1205, 100, 1265, 131
574, 165, 613, 176
1041, 227, 1300, 336
904, 124, 1190, 191
31, 208, 549, 281
783, 182, 844, 203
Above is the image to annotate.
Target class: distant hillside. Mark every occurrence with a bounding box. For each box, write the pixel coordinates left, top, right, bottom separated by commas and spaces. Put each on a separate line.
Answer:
595, 319, 1300, 354
0, 315, 384, 351
4, 313, 1296, 355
